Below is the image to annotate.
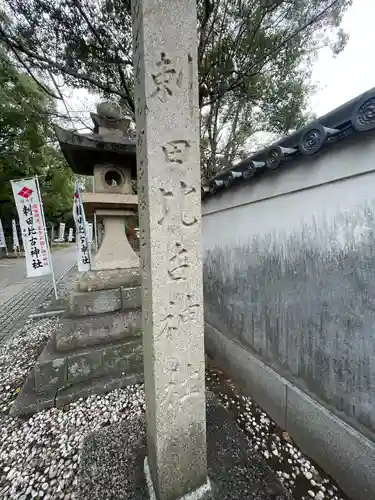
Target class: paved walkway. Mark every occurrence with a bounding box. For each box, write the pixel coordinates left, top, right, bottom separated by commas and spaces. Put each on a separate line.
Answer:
0, 247, 76, 342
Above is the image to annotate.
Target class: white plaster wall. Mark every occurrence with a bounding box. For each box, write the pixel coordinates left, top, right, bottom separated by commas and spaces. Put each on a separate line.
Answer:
202, 132, 375, 438
203, 168, 375, 252
203, 131, 375, 247
201, 132, 375, 500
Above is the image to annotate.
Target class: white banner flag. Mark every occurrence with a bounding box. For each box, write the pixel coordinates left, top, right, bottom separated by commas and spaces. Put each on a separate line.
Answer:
73, 183, 91, 272
68, 227, 74, 242
12, 219, 20, 251
0, 219, 6, 249
87, 223, 93, 244
11, 178, 52, 277
59, 222, 66, 241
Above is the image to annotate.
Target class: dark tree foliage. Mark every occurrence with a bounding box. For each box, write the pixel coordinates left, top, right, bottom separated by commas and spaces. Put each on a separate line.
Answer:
0, 46, 74, 230
0, 0, 352, 179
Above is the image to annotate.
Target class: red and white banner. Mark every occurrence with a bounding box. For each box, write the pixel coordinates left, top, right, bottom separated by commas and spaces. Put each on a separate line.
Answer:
0, 219, 6, 249
73, 183, 91, 272
12, 219, 20, 251
11, 177, 52, 277
86, 222, 93, 244
58, 222, 66, 241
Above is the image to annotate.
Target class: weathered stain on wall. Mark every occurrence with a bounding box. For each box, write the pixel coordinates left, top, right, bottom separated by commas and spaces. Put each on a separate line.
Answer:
204, 202, 375, 437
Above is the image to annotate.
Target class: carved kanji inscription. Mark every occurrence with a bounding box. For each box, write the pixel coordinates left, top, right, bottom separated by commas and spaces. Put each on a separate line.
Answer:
162, 140, 190, 164
132, 1, 142, 75
168, 241, 189, 281
157, 292, 200, 340
157, 187, 173, 226
157, 182, 198, 228
180, 181, 198, 227
163, 369, 201, 411
150, 52, 183, 103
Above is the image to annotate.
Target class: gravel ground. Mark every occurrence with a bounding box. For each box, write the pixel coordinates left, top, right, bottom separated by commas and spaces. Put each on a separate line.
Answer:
78, 393, 292, 500
206, 369, 349, 500
0, 310, 351, 499
0, 317, 145, 500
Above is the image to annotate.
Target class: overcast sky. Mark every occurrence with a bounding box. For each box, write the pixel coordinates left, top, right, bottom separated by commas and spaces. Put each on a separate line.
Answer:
60, 0, 375, 129
310, 0, 375, 116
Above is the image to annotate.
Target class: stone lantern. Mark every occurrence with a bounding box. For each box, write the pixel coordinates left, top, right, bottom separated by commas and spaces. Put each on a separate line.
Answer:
10, 103, 144, 416
55, 102, 139, 280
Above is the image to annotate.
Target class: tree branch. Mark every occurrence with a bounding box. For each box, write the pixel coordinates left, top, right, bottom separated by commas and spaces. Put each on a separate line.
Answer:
0, 28, 128, 99
205, 0, 342, 106
199, 0, 220, 72
6, 43, 61, 100
115, 51, 135, 114
198, 0, 215, 66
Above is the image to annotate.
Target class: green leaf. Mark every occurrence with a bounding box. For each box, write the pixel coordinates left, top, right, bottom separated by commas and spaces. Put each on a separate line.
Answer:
0, 47, 74, 231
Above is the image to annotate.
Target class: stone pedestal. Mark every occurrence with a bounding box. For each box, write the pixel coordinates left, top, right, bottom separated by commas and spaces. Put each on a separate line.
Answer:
132, 0, 209, 499
93, 210, 139, 270
11, 277, 144, 417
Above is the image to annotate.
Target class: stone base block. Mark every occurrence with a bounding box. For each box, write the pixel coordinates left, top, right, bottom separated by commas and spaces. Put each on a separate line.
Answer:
10, 371, 56, 417
11, 331, 144, 417
10, 269, 145, 418
77, 393, 291, 500
54, 372, 143, 409
69, 288, 121, 316
121, 286, 142, 310
145, 458, 212, 500
69, 286, 141, 316
77, 268, 141, 292
10, 371, 143, 417
55, 309, 142, 351
38, 296, 68, 313
34, 334, 143, 393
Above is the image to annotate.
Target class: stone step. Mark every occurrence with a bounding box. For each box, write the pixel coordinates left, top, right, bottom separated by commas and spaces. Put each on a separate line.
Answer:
34, 335, 143, 393
10, 371, 143, 417
68, 285, 141, 317
54, 372, 143, 409
55, 308, 142, 352
77, 268, 141, 292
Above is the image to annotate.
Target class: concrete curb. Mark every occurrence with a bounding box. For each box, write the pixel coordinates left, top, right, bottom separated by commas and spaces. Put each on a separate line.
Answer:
28, 310, 65, 320
205, 321, 375, 500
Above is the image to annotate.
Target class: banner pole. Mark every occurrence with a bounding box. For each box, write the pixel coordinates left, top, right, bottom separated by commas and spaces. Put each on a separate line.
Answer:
94, 213, 98, 252
0, 220, 8, 256
9, 176, 35, 182
74, 182, 91, 272
35, 176, 58, 299
12, 219, 20, 257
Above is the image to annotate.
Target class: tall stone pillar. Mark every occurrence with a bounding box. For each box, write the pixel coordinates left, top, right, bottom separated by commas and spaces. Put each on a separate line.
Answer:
131, 1, 209, 499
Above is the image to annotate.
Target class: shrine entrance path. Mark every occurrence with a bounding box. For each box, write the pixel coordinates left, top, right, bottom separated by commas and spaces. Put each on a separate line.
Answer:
0, 246, 76, 343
